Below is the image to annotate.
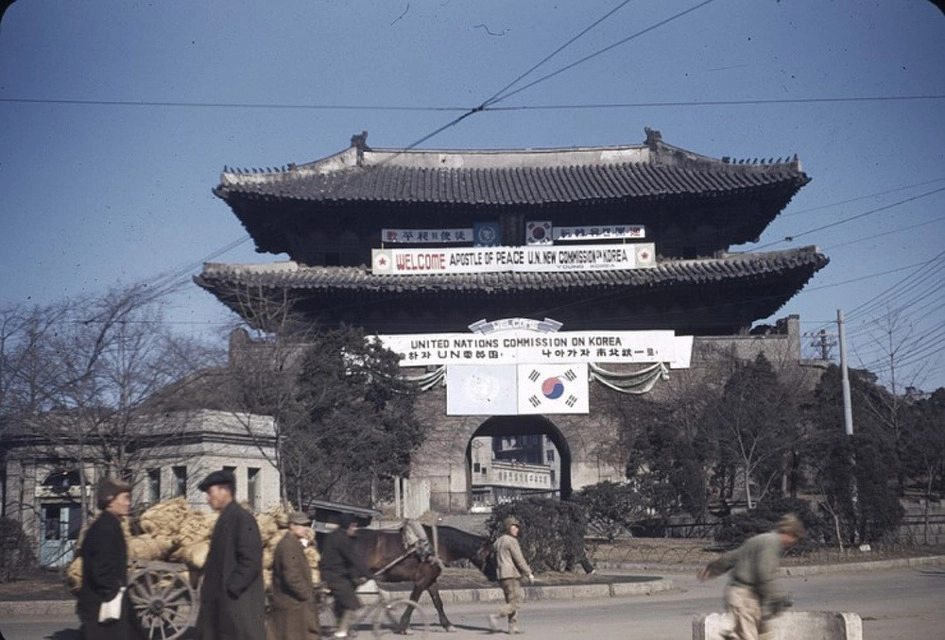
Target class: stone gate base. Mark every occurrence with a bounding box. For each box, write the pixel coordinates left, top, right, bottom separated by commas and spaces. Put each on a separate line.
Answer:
693, 611, 862, 640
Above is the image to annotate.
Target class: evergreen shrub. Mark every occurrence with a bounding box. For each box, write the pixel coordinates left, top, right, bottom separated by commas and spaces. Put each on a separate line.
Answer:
485, 497, 589, 572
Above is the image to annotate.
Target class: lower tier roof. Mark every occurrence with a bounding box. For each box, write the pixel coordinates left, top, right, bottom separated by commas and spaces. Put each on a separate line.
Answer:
195, 246, 828, 335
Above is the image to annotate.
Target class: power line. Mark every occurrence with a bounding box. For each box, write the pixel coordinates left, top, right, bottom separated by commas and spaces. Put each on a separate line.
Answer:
484, 94, 945, 110
2, 93, 943, 112
482, 0, 636, 109
0, 97, 468, 111
753, 186, 945, 251
487, 0, 717, 106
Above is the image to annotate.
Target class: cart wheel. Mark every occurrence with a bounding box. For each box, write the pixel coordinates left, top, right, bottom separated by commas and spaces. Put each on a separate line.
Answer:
372, 598, 428, 639
128, 567, 197, 640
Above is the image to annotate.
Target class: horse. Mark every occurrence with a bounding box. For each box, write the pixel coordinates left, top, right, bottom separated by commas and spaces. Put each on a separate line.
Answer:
347, 523, 492, 633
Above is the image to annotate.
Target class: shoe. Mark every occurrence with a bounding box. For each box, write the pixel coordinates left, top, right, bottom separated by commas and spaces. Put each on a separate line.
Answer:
332, 632, 348, 639
488, 614, 502, 632
509, 624, 524, 634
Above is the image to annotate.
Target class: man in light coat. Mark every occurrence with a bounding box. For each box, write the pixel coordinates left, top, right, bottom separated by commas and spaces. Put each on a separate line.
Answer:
196, 469, 266, 640
488, 516, 534, 635
268, 511, 320, 640
698, 513, 806, 640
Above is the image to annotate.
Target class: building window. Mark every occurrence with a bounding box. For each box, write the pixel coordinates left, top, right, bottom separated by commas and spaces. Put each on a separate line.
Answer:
546, 449, 555, 462
473, 463, 481, 473
173, 466, 187, 498
247, 468, 259, 511
148, 469, 161, 504
481, 466, 487, 475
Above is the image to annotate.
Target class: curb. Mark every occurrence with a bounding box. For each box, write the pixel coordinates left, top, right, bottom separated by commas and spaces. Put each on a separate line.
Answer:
429, 577, 676, 604
596, 554, 945, 577
4, 557, 942, 618
0, 578, 676, 618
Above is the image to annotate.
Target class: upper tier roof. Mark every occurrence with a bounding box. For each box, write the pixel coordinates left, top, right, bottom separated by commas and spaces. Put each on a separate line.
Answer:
214, 128, 809, 208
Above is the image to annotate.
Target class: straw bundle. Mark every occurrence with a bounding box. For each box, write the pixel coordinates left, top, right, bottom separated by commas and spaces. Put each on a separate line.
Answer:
173, 540, 210, 570
255, 513, 279, 543
127, 533, 174, 561
66, 556, 83, 594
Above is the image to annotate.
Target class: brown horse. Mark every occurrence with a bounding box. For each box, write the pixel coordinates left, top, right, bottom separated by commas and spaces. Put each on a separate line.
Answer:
347, 524, 492, 633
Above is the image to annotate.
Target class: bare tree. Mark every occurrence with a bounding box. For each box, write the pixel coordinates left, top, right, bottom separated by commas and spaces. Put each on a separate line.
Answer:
1, 284, 218, 524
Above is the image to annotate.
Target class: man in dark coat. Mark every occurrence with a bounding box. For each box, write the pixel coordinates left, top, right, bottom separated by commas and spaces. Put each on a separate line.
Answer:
76, 476, 144, 640
195, 469, 266, 640
318, 514, 372, 639
268, 511, 320, 640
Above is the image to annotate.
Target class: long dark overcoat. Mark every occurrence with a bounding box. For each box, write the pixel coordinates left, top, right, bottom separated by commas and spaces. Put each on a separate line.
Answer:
267, 533, 319, 640
196, 501, 266, 640
76, 511, 143, 640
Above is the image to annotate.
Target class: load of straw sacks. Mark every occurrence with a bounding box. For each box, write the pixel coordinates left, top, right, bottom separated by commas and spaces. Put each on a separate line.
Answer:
66, 498, 320, 594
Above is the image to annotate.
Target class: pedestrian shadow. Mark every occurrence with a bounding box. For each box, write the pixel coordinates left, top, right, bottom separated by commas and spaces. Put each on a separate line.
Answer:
45, 629, 79, 640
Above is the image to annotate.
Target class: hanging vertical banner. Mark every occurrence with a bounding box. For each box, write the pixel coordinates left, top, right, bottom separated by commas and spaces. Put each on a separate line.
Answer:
517, 363, 589, 415
446, 365, 518, 415
473, 222, 501, 247
525, 221, 553, 245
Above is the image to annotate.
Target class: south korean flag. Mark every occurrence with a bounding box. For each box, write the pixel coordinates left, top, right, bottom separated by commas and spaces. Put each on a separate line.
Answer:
517, 364, 589, 414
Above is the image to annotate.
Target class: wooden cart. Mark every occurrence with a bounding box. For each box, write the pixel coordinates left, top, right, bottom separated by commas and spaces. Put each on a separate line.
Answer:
126, 558, 199, 640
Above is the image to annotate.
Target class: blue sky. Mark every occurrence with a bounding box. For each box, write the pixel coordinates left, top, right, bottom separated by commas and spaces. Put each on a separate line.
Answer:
1, 0, 943, 391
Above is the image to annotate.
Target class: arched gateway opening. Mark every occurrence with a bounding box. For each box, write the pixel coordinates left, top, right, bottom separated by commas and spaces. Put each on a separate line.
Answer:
465, 416, 573, 510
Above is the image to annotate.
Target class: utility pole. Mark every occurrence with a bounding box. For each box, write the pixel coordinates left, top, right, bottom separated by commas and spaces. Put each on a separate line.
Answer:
837, 310, 854, 437
837, 309, 858, 544
809, 328, 837, 361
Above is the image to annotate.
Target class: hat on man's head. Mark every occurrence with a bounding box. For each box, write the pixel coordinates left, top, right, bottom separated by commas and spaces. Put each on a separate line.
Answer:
502, 516, 521, 532
288, 511, 311, 527
775, 513, 806, 540
96, 476, 132, 510
198, 469, 236, 493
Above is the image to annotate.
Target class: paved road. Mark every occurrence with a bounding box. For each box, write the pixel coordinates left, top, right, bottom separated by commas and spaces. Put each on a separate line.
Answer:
3, 565, 943, 639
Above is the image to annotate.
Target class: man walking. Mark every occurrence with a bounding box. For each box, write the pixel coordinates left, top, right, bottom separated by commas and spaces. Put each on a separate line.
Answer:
698, 513, 806, 640
318, 514, 372, 639
268, 511, 320, 640
488, 516, 534, 635
195, 469, 266, 640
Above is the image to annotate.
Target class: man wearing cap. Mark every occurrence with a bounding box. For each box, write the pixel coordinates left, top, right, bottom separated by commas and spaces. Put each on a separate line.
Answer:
318, 514, 372, 639
698, 513, 807, 640
488, 516, 534, 635
76, 476, 144, 639
196, 469, 266, 640
268, 511, 320, 640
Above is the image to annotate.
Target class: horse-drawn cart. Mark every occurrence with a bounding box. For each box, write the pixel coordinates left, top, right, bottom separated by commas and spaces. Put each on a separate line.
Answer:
126, 558, 199, 640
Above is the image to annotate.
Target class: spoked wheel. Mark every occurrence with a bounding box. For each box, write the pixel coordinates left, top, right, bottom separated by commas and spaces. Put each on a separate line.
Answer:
372, 598, 429, 639
128, 567, 197, 640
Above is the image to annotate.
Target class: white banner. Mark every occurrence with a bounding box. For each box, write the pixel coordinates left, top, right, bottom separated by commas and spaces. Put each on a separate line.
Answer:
553, 225, 645, 241
382, 228, 473, 244
447, 365, 518, 415
374, 329, 684, 366
372, 243, 655, 275
445, 364, 589, 415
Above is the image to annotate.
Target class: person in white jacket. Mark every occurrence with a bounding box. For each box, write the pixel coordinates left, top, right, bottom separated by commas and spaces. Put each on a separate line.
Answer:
488, 516, 534, 635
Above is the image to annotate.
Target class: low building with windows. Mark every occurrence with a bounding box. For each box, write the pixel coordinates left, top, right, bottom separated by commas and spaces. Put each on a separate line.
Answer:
0, 409, 279, 568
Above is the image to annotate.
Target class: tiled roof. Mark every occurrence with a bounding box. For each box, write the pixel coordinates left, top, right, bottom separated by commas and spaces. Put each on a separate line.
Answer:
214, 132, 808, 206
196, 246, 827, 295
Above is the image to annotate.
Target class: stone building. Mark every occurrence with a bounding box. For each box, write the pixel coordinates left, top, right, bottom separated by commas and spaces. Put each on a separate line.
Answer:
197, 128, 828, 513
0, 409, 279, 568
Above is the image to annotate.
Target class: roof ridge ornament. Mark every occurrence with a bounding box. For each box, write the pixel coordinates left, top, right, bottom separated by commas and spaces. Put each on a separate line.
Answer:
351, 130, 369, 167
643, 126, 662, 149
